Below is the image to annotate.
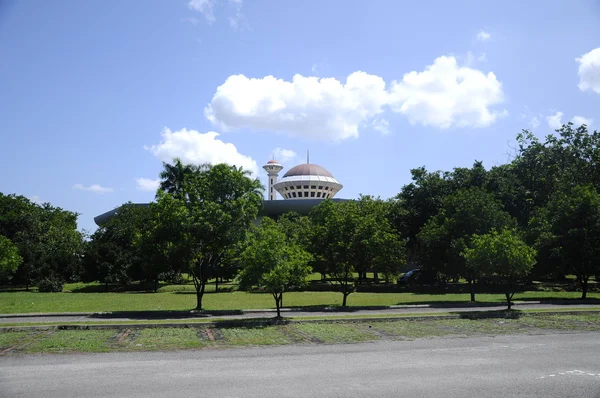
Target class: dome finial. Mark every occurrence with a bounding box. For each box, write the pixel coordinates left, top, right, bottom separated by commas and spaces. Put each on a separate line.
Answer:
306, 149, 309, 164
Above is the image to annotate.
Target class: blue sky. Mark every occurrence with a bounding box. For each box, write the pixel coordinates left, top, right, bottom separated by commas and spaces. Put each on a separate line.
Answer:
1, 0, 599, 233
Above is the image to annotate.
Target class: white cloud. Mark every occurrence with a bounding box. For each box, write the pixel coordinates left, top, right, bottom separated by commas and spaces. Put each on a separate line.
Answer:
188, 0, 215, 24
205, 55, 506, 138
73, 184, 113, 194
135, 178, 160, 192
145, 127, 258, 175
477, 30, 491, 42
576, 47, 600, 94
529, 116, 540, 129
547, 111, 563, 129
388, 56, 506, 129
572, 115, 593, 127
228, 0, 246, 30
272, 148, 297, 163
371, 118, 390, 134
205, 72, 389, 141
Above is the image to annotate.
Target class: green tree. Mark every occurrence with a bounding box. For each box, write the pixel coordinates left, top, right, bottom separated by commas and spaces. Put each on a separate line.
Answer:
310, 197, 405, 306
158, 158, 197, 199
417, 187, 516, 300
463, 228, 536, 309
84, 203, 153, 290
239, 218, 312, 317
0, 235, 21, 281
0, 193, 83, 288
150, 162, 263, 310
543, 185, 600, 299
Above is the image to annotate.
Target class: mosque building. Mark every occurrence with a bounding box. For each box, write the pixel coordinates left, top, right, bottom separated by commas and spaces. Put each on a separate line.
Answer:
94, 154, 345, 226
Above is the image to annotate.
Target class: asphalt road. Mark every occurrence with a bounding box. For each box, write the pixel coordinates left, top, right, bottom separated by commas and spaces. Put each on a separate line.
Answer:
1, 303, 599, 324
1, 333, 599, 397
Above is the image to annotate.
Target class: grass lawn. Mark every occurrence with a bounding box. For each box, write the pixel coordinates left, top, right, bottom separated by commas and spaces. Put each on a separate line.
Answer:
2, 312, 600, 355
0, 290, 599, 314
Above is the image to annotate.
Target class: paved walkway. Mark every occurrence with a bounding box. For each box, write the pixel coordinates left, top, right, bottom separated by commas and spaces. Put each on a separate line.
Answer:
1, 301, 599, 324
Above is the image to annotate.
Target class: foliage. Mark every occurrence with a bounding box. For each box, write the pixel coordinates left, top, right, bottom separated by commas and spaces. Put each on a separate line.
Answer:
462, 228, 536, 308
539, 185, 600, 299
0, 235, 21, 282
37, 277, 64, 292
238, 217, 313, 317
149, 161, 264, 309
0, 193, 84, 288
417, 187, 516, 299
83, 203, 153, 289
310, 196, 405, 306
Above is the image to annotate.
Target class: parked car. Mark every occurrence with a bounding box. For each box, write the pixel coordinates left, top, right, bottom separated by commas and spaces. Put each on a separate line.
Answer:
398, 269, 420, 284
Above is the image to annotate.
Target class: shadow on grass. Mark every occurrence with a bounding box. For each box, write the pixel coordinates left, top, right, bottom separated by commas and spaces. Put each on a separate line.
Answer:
87, 309, 245, 320
451, 310, 523, 320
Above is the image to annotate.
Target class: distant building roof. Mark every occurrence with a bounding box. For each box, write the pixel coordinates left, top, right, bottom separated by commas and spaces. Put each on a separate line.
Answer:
283, 163, 334, 178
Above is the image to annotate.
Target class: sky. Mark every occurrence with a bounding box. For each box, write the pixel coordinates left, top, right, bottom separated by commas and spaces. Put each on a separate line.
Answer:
1, 0, 599, 233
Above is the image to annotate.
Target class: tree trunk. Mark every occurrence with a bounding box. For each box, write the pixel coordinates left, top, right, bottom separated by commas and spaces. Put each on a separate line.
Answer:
194, 278, 206, 310
321, 273, 326, 281
373, 272, 379, 283
215, 277, 219, 293
276, 294, 281, 318
154, 278, 159, 293
506, 293, 512, 310
105, 282, 108, 292
581, 277, 588, 299
342, 291, 348, 307
468, 279, 475, 302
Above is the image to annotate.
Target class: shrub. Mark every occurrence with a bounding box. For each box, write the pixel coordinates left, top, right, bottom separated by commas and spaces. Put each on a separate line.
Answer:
38, 278, 64, 292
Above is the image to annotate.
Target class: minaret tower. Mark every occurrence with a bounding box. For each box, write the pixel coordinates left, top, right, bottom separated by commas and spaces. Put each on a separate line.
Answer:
262, 159, 284, 200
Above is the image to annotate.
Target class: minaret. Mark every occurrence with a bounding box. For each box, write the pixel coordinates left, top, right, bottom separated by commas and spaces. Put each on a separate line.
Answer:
262, 159, 284, 200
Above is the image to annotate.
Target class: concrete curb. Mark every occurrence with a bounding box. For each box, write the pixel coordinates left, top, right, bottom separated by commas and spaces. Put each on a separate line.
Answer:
2, 309, 600, 332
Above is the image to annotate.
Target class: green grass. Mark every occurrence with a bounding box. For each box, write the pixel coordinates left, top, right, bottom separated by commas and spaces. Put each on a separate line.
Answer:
294, 322, 377, 343
2, 312, 600, 355
128, 328, 206, 350
0, 331, 28, 349
1, 289, 598, 314
219, 326, 291, 346
24, 330, 115, 353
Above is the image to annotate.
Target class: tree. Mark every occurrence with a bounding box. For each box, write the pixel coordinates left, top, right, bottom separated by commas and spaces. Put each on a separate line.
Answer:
417, 187, 516, 300
158, 158, 197, 199
83, 203, 152, 290
310, 197, 405, 306
463, 228, 536, 309
238, 218, 312, 317
543, 185, 600, 299
0, 235, 21, 282
150, 162, 263, 310
0, 193, 84, 288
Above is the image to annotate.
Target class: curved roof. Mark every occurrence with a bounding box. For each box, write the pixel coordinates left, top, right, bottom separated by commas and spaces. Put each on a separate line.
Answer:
283, 163, 333, 178
266, 159, 281, 165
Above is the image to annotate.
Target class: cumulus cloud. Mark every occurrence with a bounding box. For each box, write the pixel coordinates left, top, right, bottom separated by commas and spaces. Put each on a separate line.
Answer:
388, 56, 506, 129
205, 56, 506, 137
188, 0, 215, 23
477, 30, 491, 42
572, 115, 593, 127
546, 112, 563, 129
29, 195, 43, 205
145, 128, 258, 175
272, 148, 297, 163
73, 184, 113, 194
577, 47, 600, 94
135, 178, 160, 192
228, 0, 246, 30
205, 71, 388, 141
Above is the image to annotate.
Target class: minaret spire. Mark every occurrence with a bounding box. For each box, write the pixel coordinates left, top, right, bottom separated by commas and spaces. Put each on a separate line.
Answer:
307, 149, 310, 164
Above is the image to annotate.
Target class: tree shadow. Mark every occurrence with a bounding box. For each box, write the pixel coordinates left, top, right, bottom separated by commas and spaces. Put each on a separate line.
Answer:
87, 309, 245, 320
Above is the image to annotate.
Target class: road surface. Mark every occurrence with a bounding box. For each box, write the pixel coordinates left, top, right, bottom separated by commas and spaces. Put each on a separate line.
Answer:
1, 302, 599, 325
1, 332, 599, 397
